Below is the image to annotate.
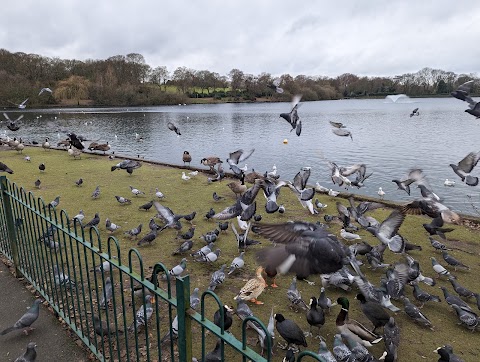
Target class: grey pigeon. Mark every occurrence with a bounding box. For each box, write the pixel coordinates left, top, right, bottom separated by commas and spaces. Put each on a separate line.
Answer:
190, 288, 200, 310
451, 80, 474, 101
317, 340, 336, 362
34, 179, 41, 189
115, 195, 132, 204
138, 200, 154, 211
191, 242, 214, 259
167, 258, 187, 278
53, 265, 75, 289
448, 276, 474, 298
130, 185, 145, 196
383, 317, 400, 362
111, 159, 142, 173
451, 304, 479, 331
75, 178, 83, 187
280, 94, 302, 136
342, 332, 377, 361
105, 218, 121, 233
227, 252, 245, 275
402, 297, 433, 329
137, 228, 158, 246
93, 314, 123, 337
332, 333, 352, 362
391, 178, 414, 195
287, 277, 308, 311
412, 283, 441, 308
450, 151, 480, 186
128, 295, 153, 332
99, 277, 113, 310
431, 256, 451, 277
167, 121, 181, 135
442, 251, 469, 270
125, 223, 142, 239
172, 240, 194, 255
429, 236, 451, 251
49, 196, 60, 208
154, 202, 184, 231
91, 185, 100, 199
440, 287, 475, 312
196, 248, 221, 263
84, 213, 100, 228
0, 161, 14, 174
212, 192, 225, 202
367, 209, 406, 253
14, 342, 37, 362
1, 300, 42, 335
208, 264, 226, 291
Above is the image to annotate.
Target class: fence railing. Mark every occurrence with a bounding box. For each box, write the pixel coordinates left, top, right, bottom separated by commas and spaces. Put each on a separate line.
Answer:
0, 176, 323, 361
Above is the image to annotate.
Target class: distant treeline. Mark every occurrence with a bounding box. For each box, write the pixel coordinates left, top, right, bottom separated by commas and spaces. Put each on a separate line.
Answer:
0, 48, 478, 107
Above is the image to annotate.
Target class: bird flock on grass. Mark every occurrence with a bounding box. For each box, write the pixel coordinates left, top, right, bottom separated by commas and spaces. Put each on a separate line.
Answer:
1, 83, 480, 361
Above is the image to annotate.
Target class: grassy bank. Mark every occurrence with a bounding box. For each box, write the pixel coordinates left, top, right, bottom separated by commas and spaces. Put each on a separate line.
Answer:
1, 146, 480, 361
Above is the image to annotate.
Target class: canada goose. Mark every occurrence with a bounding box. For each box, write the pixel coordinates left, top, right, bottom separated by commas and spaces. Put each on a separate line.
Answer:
68, 146, 82, 159
42, 138, 50, 151
201, 157, 222, 168
93, 142, 111, 154
182, 151, 192, 165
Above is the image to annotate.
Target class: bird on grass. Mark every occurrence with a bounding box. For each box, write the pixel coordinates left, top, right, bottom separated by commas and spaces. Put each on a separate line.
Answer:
84, 213, 100, 228
402, 297, 433, 329
128, 295, 153, 332
115, 195, 132, 205
355, 293, 390, 333
181, 172, 191, 181
287, 277, 309, 311
34, 179, 41, 189
448, 276, 474, 298
412, 283, 441, 308
336, 297, 383, 347
125, 224, 142, 239
155, 188, 165, 199
1, 299, 42, 335
49, 196, 60, 208
138, 200, 154, 211
172, 240, 194, 256
442, 251, 469, 270
382, 317, 400, 362
434, 344, 465, 362
208, 264, 226, 291
234, 266, 267, 305
274, 313, 307, 350
137, 229, 158, 246
91, 185, 100, 199
0, 161, 14, 174
99, 277, 113, 310
38, 163, 45, 172
130, 185, 145, 196
228, 252, 245, 275
105, 218, 121, 233
93, 314, 123, 337
75, 178, 83, 187
53, 265, 76, 289
305, 297, 325, 338
111, 159, 142, 174
212, 192, 225, 202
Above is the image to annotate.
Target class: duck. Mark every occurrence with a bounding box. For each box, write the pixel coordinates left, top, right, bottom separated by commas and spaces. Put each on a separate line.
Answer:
444, 179, 455, 187
182, 151, 192, 165
355, 293, 390, 333
234, 266, 267, 305
335, 297, 383, 347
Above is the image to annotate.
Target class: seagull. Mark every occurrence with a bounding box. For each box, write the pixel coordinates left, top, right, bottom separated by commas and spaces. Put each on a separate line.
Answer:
340, 229, 361, 241
328, 189, 339, 197
181, 172, 191, 181
444, 179, 455, 186
10, 98, 29, 109
38, 87, 53, 96
377, 187, 385, 199
3, 113, 23, 132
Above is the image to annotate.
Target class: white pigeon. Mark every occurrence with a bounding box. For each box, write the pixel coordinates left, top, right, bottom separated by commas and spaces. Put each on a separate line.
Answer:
130, 185, 145, 196
236, 215, 249, 231
24, 155, 31, 162
377, 187, 385, 199
328, 189, 340, 197
155, 187, 165, 199
72, 210, 85, 223
181, 172, 191, 181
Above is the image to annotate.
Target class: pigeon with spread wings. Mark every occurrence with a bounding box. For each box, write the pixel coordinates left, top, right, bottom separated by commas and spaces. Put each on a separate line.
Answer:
279, 94, 302, 136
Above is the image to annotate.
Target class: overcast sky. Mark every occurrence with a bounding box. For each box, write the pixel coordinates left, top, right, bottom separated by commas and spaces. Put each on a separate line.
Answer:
1, 1, 479, 78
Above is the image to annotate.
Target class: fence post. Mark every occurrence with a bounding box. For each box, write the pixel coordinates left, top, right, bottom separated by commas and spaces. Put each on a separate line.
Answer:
0, 176, 21, 276
176, 275, 192, 362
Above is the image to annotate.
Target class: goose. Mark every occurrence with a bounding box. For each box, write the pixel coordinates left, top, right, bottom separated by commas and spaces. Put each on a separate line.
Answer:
42, 138, 50, 151
93, 142, 111, 154
182, 151, 192, 165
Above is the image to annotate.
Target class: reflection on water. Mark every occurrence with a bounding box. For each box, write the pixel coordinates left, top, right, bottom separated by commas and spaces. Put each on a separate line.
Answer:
5, 98, 480, 215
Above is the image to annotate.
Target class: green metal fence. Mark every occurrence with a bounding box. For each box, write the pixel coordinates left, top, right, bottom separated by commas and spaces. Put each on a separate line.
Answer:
0, 177, 327, 362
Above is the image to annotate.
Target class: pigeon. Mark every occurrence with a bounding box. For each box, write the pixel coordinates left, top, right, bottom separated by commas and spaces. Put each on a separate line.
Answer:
115, 195, 132, 205
367, 209, 406, 253
226, 148, 255, 176
412, 283, 441, 307
125, 224, 143, 239
105, 218, 121, 233
49, 196, 60, 208
138, 200, 154, 211
172, 239, 194, 255
72, 210, 85, 224
208, 264, 227, 291
155, 188, 165, 199
191, 242, 214, 259
99, 277, 113, 310
75, 178, 83, 187
450, 151, 480, 186
205, 208, 215, 220
402, 297, 433, 329
84, 213, 100, 228
440, 286, 475, 312
212, 192, 225, 202
178, 227, 195, 240
154, 202, 184, 231
111, 159, 142, 174
205, 339, 222, 362
423, 216, 454, 239
196, 248, 221, 263
190, 288, 200, 310
280, 94, 302, 136
14, 342, 37, 362
392, 178, 414, 195
435, 344, 467, 362
228, 252, 245, 275
183, 211, 197, 225
128, 295, 153, 332
442, 251, 469, 270
451, 80, 474, 101
53, 265, 76, 289
451, 304, 479, 331
340, 229, 361, 241
38, 163, 45, 172
91, 185, 100, 199
137, 229, 158, 246
167, 258, 187, 278
167, 121, 181, 135
93, 314, 123, 337
1, 299, 42, 335
34, 179, 41, 189
448, 276, 474, 298
287, 277, 309, 311
268, 77, 284, 93
130, 185, 145, 196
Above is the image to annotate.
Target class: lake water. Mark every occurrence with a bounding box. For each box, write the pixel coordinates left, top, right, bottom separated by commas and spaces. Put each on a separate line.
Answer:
4, 97, 480, 215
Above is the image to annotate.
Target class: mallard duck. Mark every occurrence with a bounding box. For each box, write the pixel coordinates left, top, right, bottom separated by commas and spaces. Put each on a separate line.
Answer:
336, 297, 382, 347
234, 266, 267, 304
182, 151, 192, 165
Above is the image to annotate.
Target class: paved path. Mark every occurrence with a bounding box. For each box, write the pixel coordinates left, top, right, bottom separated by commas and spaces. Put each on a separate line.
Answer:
0, 260, 90, 361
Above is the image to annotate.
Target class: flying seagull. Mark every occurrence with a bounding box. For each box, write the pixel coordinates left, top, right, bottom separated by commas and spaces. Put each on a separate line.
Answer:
38, 87, 53, 96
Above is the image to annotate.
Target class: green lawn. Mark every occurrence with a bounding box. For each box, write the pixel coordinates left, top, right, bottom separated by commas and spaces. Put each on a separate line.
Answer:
1, 146, 479, 361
